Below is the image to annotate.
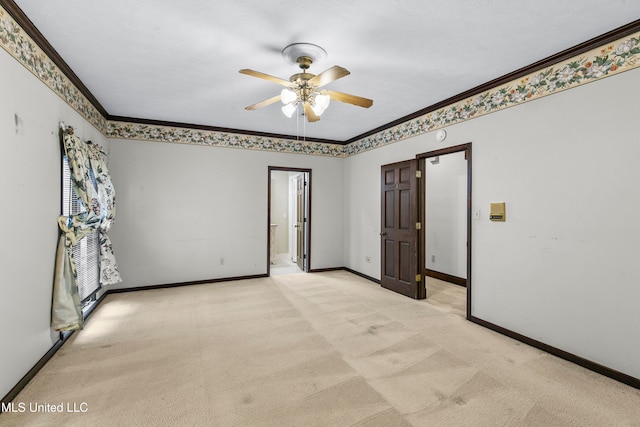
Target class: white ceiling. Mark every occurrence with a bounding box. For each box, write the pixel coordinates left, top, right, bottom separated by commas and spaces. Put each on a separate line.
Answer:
12, 0, 640, 142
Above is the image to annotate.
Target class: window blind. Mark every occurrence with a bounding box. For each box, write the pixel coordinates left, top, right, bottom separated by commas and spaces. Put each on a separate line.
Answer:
62, 156, 101, 302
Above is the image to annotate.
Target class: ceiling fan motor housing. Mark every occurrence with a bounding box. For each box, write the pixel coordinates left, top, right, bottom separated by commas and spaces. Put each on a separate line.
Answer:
296, 56, 313, 70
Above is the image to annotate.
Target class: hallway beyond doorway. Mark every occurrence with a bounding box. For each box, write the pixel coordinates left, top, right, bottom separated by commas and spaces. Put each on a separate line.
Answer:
268, 167, 311, 276
426, 277, 466, 317
270, 253, 303, 275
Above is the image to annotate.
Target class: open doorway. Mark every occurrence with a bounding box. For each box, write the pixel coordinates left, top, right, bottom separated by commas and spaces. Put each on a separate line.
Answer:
418, 143, 471, 318
268, 167, 311, 276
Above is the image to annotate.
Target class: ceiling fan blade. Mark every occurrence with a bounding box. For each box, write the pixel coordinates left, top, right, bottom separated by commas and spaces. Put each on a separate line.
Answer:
308, 66, 350, 88
325, 90, 373, 108
303, 102, 320, 122
239, 69, 293, 87
245, 95, 281, 111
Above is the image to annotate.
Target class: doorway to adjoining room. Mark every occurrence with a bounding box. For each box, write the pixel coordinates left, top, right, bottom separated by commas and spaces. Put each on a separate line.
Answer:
268, 167, 311, 276
420, 144, 471, 318
379, 144, 471, 318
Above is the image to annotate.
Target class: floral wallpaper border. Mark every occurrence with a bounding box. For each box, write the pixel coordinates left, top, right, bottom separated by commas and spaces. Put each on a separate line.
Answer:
0, 7, 107, 134
106, 121, 346, 157
2, 4, 639, 158
345, 33, 640, 156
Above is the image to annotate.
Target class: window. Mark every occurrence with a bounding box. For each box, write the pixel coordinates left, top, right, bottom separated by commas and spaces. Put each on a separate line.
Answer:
62, 156, 101, 303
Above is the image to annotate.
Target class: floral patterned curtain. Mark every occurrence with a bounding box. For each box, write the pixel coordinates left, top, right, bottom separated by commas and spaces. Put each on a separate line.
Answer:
51, 128, 121, 331
86, 143, 121, 285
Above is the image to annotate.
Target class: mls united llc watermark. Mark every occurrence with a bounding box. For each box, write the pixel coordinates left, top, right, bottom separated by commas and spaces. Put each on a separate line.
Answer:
2, 402, 88, 413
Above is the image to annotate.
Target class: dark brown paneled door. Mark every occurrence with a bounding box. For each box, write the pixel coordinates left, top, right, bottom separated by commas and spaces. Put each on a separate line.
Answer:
295, 173, 306, 271
381, 160, 420, 298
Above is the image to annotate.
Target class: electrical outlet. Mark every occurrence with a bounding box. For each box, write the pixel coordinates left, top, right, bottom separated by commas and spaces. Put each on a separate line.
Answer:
365, 256, 371, 263
219, 258, 225, 265
431, 255, 436, 263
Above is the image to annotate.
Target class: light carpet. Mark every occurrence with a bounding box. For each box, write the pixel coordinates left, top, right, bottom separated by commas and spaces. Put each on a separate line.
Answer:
1, 271, 639, 426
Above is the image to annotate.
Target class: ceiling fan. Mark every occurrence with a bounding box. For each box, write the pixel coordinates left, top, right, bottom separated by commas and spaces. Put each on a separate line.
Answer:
239, 43, 373, 122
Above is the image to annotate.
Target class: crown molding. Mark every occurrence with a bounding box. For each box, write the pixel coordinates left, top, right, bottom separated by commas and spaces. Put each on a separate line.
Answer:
345, 18, 640, 145
2, 0, 639, 156
0, 0, 108, 117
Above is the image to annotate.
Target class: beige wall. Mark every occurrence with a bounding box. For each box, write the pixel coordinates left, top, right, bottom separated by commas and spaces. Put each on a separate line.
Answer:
107, 139, 344, 288
344, 67, 640, 379
0, 50, 109, 398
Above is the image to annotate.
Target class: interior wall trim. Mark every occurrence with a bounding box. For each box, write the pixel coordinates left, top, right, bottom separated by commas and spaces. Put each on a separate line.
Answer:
344, 25, 640, 156
425, 269, 466, 287
0, 272, 269, 408
416, 143, 472, 314
0, 0, 108, 118
268, 167, 313, 275
107, 274, 269, 294
1, 269, 353, 408
469, 316, 640, 390
308, 267, 345, 274
107, 120, 346, 157
107, 116, 342, 146
0, 289, 109, 410
345, 18, 640, 145
0, 338, 64, 410
337, 265, 640, 390
3, 269, 637, 409
0, 0, 108, 133
342, 267, 381, 284
1, 0, 639, 157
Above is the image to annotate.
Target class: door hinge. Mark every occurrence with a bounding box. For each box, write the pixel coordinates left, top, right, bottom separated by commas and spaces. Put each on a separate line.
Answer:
416, 222, 422, 230
416, 170, 422, 178
416, 274, 422, 282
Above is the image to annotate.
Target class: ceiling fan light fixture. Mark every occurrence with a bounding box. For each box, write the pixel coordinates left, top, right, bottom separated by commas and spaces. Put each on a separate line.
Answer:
312, 93, 331, 116
280, 88, 297, 104
241, 42, 372, 123
281, 102, 297, 118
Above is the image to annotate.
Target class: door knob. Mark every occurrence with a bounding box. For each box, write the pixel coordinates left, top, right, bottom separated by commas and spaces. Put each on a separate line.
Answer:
380, 232, 387, 236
